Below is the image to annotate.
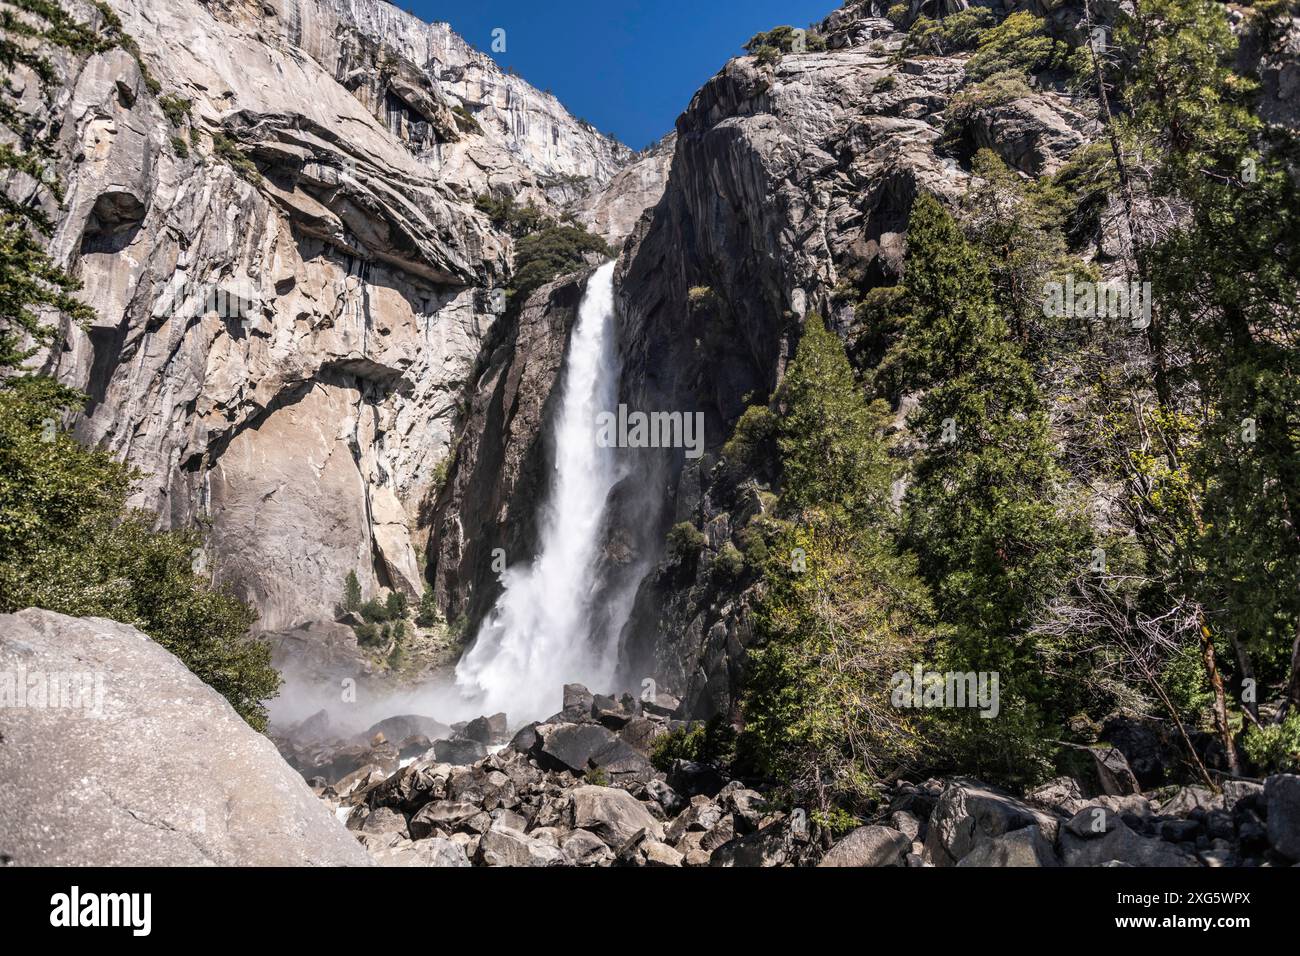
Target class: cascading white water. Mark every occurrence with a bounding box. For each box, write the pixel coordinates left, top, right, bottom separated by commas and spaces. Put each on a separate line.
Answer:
453, 261, 623, 721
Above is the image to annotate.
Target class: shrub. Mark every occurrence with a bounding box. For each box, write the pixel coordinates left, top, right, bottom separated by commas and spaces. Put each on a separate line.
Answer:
666, 521, 708, 564
964, 12, 1069, 83
508, 223, 611, 308
650, 715, 736, 772
158, 94, 191, 127
885, 4, 910, 27
210, 131, 261, 183
1243, 714, 1300, 774
359, 597, 390, 624
0, 382, 279, 730
744, 25, 827, 57
385, 590, 408, 620
415, 586, 440, 627
721, 404, 777, 476
904, 8, 994, 57
712, 542, 746, 583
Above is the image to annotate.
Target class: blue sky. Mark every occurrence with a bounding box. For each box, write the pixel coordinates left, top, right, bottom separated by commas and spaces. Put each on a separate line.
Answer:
410, 0, 838, 151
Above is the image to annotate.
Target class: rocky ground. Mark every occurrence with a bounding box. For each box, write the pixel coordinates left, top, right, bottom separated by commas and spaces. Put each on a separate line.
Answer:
277, 683, 1300, 868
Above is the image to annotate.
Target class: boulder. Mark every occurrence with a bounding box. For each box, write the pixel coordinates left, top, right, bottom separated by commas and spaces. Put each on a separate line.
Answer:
570, 785, 664, 846
1157, 785, 1225, 816
370, 836, 470, 867
1100, 714, 1182, 789
1060, 820, 1200, 867
408, 801, 481, 837
924, 779, 1059, 867
642, 840, 685, 867
509, 722, 541, 754
561, 828, 615, 866
533, 723, 619, 773
1088, 746, 1141, 796
1024, 776, 1088, 816
710, 821, 792, 867
477, 824, 564, 867
619, 716, 668, 754
0, 610, 370, 865
463, 712, 509, 745
364, 714, 452, 746
433, 738, 487, 766
1265, 773, 1300, 861
818, 826, 910, 867
955, 825, 1060, 867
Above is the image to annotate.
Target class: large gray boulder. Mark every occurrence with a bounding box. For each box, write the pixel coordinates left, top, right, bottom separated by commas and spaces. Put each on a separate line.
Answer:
924, 779, 1059, 866
570, 785, 664, 847
956, 825, 1060, 867
1060, 819, 1200, 868
533, 722, 619, 773
0, 610, 370, 866
818, 826, 911, 867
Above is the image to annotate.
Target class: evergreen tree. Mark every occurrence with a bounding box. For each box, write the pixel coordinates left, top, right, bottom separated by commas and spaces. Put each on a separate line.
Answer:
889, 193, 1091, 781
343, 570, 363, 613
739, 315, 933, 822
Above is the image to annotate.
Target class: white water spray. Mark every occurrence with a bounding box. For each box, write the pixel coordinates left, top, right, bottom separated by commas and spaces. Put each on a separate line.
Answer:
454, 262, 624, 721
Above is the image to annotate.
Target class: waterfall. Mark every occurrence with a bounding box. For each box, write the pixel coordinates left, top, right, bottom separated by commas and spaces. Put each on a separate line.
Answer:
453, 261, 624, 722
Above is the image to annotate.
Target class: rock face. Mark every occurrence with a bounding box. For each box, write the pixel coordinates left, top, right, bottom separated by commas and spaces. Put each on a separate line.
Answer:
600, 8, 1102, 717
25, 0, 634, 635
425, 271, 592, 626
0, 610, 370, 866
569, 133, 677, 249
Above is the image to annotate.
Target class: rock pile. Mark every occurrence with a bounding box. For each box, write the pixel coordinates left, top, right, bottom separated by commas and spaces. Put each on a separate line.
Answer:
292, 682, 1300, 867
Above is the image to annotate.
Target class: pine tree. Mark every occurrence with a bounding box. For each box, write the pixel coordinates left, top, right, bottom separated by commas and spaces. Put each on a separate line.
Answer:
889, 193, 1091, 781
343, 571, 363, 613
739, 315, 933, 821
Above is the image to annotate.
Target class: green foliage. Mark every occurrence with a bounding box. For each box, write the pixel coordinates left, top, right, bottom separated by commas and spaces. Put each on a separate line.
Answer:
342, 570, 362, 613
666, 521, 707, 564
946, 70, 1034, 123
1243, 714, 1300, 774
450, 102, 481, 135
904, 8, 994, 57
385, 589, 408, 620
711, 541, 745, 583
743, 25, 827, 58
415, 585, 440, 627
359, 597, 390, 624
158, 94, 191, 127
0, 383, 278, 730
584, 766, 610, 786
650, 715, 737, 772
962, 149, 1092, 357
964, 12, 1071, 83
169, 135, 189, 158
887, 193, 1091, 782
508, 224, 611, 309
210, 131, 261, 183
738, 313, 933, 812
885, 4, 911, 28
721, 403, 777, 480
774, 315, 895, 522
474, 192, 548, 238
